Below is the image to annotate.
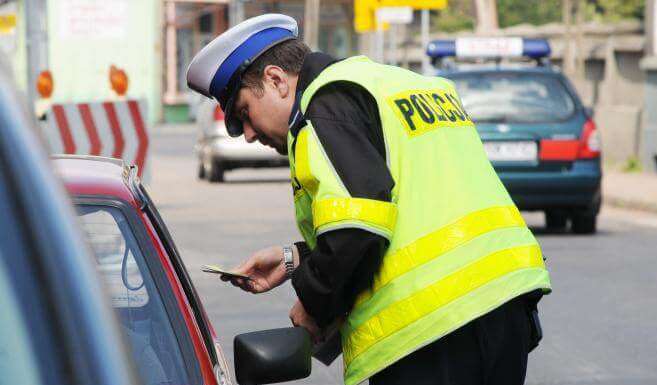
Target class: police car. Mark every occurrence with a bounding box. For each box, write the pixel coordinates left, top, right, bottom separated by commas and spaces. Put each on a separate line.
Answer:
428, 38, 601, 234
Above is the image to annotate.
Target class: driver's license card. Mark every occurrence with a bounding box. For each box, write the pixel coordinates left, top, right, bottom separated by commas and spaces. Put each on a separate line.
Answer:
201, 264, 252, 280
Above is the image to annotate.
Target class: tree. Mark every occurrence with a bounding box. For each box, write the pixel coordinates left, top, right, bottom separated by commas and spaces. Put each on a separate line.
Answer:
497, 0, 562, 27
587, 0, 645, 22
432, 0, 475, 32
432, 0, 645, 32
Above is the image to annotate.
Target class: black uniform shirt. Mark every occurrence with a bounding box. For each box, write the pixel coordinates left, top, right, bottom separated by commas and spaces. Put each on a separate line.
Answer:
290, 53, 395, 328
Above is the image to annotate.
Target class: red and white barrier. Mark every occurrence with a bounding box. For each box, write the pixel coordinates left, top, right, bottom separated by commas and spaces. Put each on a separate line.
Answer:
42, 99, 150, 179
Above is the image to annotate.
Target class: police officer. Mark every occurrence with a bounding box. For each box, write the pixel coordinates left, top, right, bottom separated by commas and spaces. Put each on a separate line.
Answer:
187, 14, 551, 385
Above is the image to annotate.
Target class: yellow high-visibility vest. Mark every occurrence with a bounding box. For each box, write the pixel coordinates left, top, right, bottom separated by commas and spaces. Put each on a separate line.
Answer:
287, 56, 552, 385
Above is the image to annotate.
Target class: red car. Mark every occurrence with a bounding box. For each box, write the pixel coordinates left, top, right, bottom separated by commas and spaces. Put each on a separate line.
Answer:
54, 155, 311, 385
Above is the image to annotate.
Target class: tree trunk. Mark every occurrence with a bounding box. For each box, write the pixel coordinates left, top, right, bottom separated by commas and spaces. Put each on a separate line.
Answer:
474, 0, 499, 33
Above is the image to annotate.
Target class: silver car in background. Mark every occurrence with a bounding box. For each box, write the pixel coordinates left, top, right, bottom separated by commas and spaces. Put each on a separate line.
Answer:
194, 99, 288, 182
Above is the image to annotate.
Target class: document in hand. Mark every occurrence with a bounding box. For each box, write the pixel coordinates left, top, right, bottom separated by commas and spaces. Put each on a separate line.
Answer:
201, 264, 252, 280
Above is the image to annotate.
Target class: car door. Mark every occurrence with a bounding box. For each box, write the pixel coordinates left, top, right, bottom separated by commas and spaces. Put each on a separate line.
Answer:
0, 62, 138, 385
135, 183, 233, 385
74, 198, 212, 385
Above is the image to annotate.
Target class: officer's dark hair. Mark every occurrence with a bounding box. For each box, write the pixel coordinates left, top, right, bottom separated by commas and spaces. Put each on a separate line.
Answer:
241, 38, 310, 94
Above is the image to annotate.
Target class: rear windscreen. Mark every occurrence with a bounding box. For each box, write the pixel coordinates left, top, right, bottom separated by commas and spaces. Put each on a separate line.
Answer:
447, 72, 576, 124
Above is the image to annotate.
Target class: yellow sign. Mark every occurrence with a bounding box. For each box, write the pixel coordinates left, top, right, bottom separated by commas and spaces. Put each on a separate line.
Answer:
0, 14, 16, 34
354, 0, 447, 32
380, 0, 447, 9
355, 0, 383, 33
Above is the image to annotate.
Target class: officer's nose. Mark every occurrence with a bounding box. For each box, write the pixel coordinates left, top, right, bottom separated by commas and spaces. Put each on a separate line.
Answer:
243, 122, 258, 143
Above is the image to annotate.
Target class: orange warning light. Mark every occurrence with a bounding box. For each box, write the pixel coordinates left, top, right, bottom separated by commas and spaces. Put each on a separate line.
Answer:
36, 70, 54, 98
109, 65, 129, 96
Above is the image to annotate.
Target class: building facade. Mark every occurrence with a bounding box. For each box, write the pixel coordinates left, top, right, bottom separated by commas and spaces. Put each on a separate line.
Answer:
1, 0, 163, 124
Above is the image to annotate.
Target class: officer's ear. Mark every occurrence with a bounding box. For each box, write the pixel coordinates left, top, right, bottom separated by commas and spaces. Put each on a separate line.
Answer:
263, 65, 291, 99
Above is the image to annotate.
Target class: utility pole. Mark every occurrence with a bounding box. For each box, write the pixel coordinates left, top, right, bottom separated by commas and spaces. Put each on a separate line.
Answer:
574, 0, 585, 78
640, 0, 657, 172
389, 24, 398, 66
25, 0, 48, 110
647, 0, 656, 57
562, 0, 575, 75
304, 0, 320, 50
376, 16, 385, 63
164, 1, 177, 105
420, 10, 430, 74
474, 0, 498, 33
229, 0, 245, 27
563, 0, 584, 77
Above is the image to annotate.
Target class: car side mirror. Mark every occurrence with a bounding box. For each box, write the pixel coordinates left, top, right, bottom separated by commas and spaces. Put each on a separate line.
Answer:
234, 327, 312, 385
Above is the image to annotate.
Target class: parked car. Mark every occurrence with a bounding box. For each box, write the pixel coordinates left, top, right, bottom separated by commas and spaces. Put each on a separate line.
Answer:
195, 99, 288, 182
0, 58, 139, 385
54, 155, 311, 385
429, 38, 602, 233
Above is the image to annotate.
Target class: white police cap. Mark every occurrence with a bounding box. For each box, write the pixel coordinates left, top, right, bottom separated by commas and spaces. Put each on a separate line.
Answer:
186, 14, 298, 136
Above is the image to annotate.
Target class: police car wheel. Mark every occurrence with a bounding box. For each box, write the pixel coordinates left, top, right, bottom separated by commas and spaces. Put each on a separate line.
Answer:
571, 213, 597, 234
545, 211, 568, 230
208, 160, 225, 183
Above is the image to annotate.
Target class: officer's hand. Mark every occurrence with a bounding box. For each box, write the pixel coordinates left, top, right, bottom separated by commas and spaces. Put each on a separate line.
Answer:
289, 299, 322, 344
225, 245, 292, 293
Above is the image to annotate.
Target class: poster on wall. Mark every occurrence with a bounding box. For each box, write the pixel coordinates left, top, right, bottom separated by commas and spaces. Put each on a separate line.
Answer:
58, 0, 129, 39
0, 1, 17, 54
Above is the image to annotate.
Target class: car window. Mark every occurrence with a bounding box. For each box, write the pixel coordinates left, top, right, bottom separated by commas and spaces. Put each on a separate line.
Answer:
138, 184, 218, 365
448, 72, 576, 124
0, 253, 43, 385
77, 205, 191, 385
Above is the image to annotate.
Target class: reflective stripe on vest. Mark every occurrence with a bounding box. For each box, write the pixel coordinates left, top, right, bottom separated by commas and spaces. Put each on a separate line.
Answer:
343, 244, 544, 363
313, 198, 397, 238
355, 205, 526, 306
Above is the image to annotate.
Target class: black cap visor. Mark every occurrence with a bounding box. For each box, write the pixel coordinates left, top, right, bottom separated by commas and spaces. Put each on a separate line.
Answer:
222, 83, 244, 137
217, 61, 247, 137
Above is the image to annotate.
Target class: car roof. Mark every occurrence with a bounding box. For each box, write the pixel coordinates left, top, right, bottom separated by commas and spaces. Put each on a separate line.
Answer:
53, 155, 141, 207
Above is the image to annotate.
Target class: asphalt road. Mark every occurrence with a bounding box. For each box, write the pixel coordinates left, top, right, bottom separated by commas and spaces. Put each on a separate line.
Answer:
148, 129, 657, 385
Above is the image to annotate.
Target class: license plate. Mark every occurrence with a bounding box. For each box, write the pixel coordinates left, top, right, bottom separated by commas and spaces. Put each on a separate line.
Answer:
483, 141, 537, 162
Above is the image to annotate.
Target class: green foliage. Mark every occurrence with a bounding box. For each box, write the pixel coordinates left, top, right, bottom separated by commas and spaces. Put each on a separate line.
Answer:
432, 0, 645, 33
433, 0, 475, 32
588, 0, 645, 22
497, 0, 562, 27
622, 157, 643, 173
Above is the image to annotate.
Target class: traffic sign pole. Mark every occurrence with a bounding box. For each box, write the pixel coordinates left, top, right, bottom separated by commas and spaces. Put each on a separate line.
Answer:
25, 0, 48, 111
376, 20, 384, 63
421, 9, 431, 74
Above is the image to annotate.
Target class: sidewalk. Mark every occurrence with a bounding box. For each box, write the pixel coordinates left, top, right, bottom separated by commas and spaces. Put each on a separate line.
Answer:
603, 171, 657, 213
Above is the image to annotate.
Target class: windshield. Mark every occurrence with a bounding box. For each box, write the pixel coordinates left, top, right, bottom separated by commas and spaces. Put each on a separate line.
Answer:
77, 205, 192, 385
447, 72, 576, 124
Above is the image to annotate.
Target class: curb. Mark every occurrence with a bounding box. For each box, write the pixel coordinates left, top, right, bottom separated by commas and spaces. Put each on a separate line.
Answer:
603, 195, 657, 214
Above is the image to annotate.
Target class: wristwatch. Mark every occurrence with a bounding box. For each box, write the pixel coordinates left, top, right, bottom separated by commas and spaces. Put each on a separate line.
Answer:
282, 245, 295, 278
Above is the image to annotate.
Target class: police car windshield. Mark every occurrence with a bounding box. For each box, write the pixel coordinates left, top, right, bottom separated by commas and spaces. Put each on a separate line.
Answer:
447, 72, 575, 124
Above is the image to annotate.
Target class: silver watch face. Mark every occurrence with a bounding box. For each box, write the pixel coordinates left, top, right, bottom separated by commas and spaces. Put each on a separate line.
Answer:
283, 246, 294, 277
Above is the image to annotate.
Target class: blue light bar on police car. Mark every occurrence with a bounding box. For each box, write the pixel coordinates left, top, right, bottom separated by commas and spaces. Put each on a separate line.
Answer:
427, 38, 551, 59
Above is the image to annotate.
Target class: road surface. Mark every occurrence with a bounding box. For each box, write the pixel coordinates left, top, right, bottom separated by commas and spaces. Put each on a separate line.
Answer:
147, 129, 657, 385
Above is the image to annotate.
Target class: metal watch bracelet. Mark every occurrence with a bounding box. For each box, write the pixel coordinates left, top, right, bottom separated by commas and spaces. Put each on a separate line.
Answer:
283, 245, 295, 278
